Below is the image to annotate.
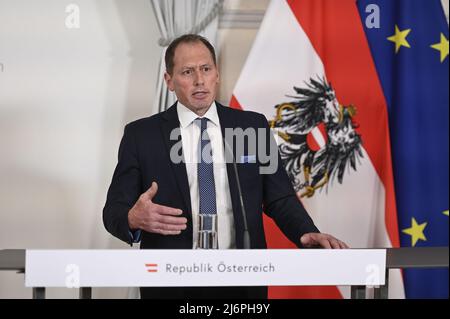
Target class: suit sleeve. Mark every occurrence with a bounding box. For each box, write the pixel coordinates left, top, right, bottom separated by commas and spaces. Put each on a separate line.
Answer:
103, 124, 142, 245
258, 114, 320, 248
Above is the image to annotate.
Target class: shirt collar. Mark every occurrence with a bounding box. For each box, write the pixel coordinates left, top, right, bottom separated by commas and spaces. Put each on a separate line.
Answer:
177, 101, 220, 129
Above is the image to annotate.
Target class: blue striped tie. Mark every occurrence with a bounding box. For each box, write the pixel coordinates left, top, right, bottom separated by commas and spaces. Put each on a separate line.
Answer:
195, 118, 217, 230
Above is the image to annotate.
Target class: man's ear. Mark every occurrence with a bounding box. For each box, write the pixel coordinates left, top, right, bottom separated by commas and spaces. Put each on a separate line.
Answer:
164, 72, 174, 91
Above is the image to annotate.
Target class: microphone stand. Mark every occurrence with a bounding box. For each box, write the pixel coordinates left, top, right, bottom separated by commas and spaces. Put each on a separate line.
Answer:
223, 138, 251, 249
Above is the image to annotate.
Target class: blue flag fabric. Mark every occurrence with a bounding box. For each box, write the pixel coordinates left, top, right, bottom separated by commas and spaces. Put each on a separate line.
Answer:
357, 0, 449, 298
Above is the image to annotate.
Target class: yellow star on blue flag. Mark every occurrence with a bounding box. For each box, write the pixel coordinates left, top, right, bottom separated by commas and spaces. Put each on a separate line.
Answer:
402, 218, 427, 247
431, 33, 449, 62
387, 25, 412, 53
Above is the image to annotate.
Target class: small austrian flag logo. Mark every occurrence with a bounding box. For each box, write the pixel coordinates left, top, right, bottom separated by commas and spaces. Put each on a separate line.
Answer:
145, 263, 158, 273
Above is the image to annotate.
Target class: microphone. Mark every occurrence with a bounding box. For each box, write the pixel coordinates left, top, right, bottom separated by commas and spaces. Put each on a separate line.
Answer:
223, 137, 251, 249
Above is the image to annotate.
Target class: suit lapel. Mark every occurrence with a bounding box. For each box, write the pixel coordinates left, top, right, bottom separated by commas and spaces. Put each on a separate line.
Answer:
160, 103, 192, 214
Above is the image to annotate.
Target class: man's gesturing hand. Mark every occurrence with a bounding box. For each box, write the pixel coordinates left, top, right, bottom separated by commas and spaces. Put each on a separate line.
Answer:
128, 182, 187, 235
300, 233, 349, 249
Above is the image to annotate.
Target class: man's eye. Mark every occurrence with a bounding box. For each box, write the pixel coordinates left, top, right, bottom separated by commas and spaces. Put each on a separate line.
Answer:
182, 70, 192, 75
203, 67, 211, 72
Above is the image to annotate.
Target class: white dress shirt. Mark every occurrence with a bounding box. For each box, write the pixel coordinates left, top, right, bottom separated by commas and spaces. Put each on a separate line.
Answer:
177, 102, 236, 249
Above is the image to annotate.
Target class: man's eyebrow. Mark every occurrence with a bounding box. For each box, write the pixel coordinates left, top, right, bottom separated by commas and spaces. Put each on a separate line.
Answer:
182, 64, 211, 68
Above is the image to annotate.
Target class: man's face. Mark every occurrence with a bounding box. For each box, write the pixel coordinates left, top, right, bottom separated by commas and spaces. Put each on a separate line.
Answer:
164, 42, 219, 115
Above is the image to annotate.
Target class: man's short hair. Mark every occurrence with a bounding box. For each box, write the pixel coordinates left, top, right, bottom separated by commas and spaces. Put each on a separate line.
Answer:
165, 34, 217, 75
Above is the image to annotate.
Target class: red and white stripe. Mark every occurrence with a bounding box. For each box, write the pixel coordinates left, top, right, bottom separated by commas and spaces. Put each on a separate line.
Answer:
231, 0, 404, 299
307, 124, 327, 151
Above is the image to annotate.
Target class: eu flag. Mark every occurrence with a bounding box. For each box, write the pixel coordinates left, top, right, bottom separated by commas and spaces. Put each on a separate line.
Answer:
357, 0, 449, 298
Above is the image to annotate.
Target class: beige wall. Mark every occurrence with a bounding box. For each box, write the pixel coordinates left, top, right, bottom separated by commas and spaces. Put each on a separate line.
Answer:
443, 0, 449, 22
0, 0, 162, 299
217, 0, 270, 103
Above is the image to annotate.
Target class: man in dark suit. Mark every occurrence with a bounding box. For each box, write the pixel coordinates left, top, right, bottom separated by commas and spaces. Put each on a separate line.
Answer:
103, 34, 348, 299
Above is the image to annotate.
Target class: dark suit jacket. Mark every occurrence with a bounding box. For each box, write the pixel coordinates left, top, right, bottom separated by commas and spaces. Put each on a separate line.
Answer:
103, 102, 319, 299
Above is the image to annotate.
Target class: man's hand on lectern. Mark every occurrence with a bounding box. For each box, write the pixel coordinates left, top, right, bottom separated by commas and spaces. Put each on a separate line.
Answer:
128, 182, 187, 235
300, 233, 349, 249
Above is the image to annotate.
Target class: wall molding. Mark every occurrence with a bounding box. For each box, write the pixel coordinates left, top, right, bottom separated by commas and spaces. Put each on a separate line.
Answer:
220, 3, 449, 30
219, 9, 265, 29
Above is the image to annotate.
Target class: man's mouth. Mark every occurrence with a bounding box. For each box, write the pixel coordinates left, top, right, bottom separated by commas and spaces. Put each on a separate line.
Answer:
192, 91, 209, 99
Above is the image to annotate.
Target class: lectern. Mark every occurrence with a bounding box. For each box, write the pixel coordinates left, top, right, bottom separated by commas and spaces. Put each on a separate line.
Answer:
0, 248, 448, 299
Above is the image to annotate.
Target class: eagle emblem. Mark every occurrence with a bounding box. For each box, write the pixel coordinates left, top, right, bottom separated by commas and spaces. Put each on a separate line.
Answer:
269, 77, 364, 198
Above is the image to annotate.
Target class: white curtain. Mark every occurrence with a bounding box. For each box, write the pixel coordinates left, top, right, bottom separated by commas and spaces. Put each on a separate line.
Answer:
151, 0, 224, 113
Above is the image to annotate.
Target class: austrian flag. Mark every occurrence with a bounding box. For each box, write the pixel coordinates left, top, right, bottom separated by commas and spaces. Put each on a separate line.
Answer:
231, 0, 405, 299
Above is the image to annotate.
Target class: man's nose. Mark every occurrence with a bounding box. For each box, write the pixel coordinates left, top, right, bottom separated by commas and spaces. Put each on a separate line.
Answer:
194, 70, 204, 86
